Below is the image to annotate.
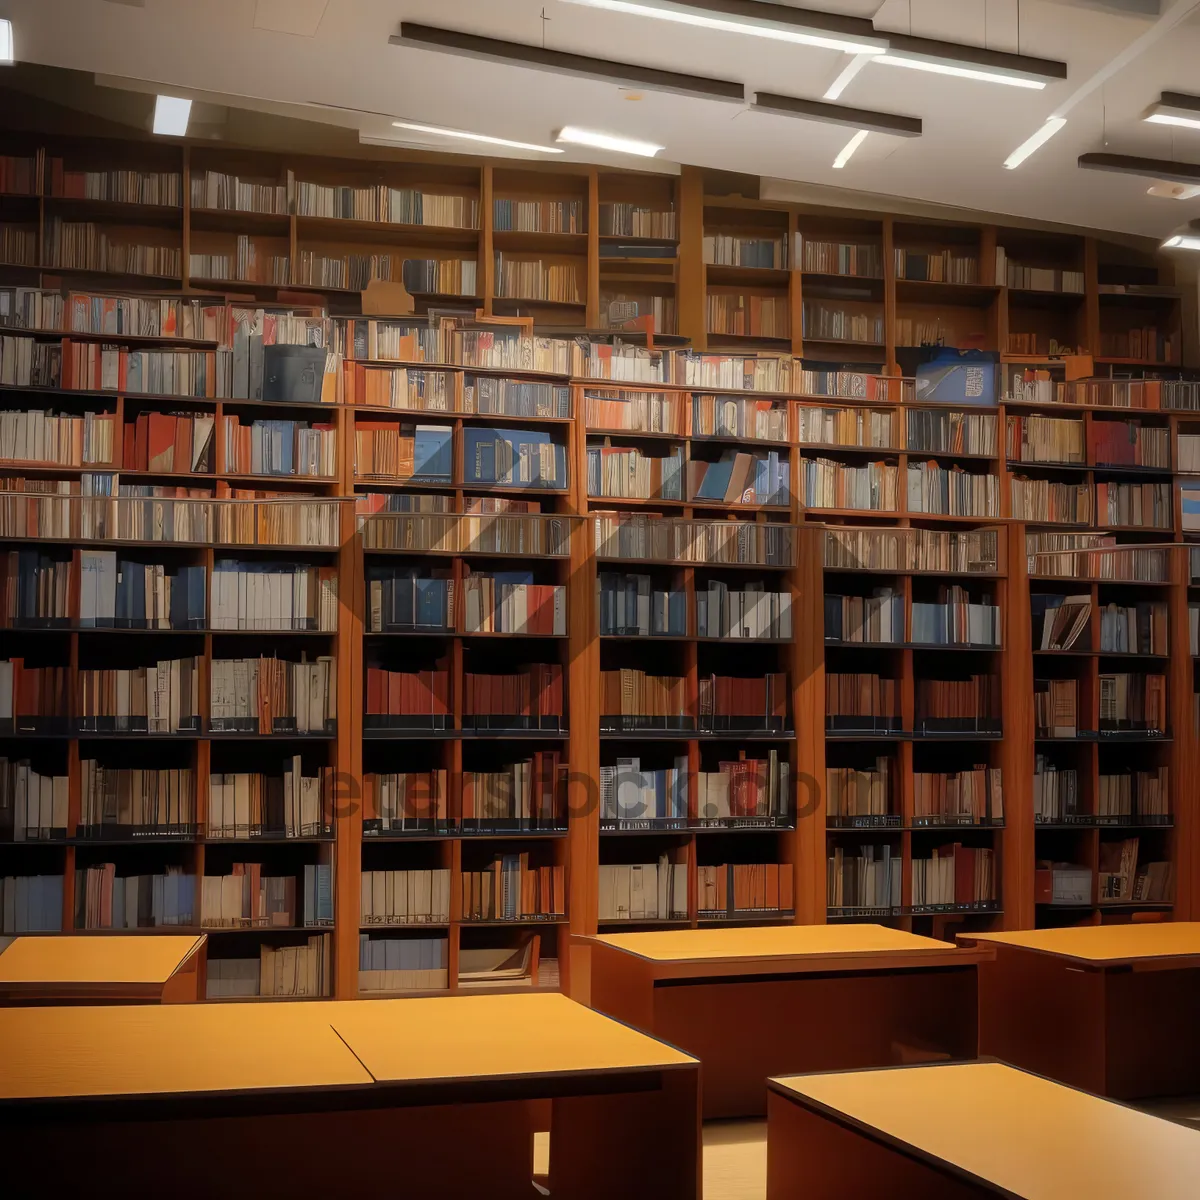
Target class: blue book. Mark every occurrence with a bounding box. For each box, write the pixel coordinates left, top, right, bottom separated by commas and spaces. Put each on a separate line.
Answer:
413, 425, 453, 481
464, 427, 497, 483
415, 578, 446, 628
696, 459, 734, 500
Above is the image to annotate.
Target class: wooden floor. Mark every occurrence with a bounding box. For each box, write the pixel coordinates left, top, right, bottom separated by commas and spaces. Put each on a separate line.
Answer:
697, 1099, 1200, 1200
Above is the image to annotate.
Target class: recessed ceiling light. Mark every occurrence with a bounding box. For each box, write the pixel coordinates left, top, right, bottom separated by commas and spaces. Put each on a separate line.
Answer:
152, 96, 191, 137
875, 33, 1066, 90
832, 129, 868, 169
558, 0, 888, 56
1148, 182, 1200, 200
1003, 117, 1066, 169
556, 126, 663, 157
1144, 91, 1200, 131
391, 120, 564, 154
0, 20, 15, 66
1162, 233, 1200, 251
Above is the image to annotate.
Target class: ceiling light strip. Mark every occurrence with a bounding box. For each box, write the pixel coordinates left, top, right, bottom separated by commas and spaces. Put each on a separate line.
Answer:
1003, 117, 1066, 170
824, 53, 873, 102
752, 92, 921, 138
391, 22, 744, 103
1144, 91, 1200, 131
875, 32, 1066, 89
1078, 152, 1200, 185
391, 120, 563, 153
558, 0, 887, 55
556, 126, 664, 157
832, 130, 868, 169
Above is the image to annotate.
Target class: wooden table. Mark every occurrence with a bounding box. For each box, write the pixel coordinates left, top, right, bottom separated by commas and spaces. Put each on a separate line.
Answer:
579, 924, 987, 1118
0, 992, 699, 1200
0, 934, 205, 1004
766, 1061, 1200, 1198
959, 923, 1200, 1098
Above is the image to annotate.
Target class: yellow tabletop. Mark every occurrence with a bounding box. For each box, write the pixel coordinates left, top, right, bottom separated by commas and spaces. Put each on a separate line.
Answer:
962, 923, 1200, 965
772, 1062, 1200, 1199
0, 935, 205, 986
0, 1002, 371, 1102
590, 923, 961, 963
329, 993, 696, 1083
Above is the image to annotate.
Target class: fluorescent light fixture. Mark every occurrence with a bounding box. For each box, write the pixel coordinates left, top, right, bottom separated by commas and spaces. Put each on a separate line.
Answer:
752, 91, 922, 138
152, 95, 191, 137
391, 23, 744, 103
558, 0, 888, 55
832, 129, 868, 169
391, 120, 563, 153
875, 33, 1067, 90
1144, 91, 1200, 130
1078, 151, 1200, 185
1003, 117, 1066, 169
0, 19, 13, 65
555, 126, 663, 157
1162, 234, 1200, 250
824, 53, 872, 102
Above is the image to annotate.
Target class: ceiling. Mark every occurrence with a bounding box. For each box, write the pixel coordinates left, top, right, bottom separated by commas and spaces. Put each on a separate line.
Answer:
4, 0, 1200, 239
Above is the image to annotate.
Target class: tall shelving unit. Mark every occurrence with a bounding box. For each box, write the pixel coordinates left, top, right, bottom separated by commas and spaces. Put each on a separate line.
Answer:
0, 128, 1198, 1003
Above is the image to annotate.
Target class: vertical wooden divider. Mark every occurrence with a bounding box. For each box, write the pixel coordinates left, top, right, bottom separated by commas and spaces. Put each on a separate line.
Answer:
883, 216, 897, 375
1001, 521, 1034, 929
677, 167, 706, 351
566, 383, 598, 1000
1167, 544, 1195, 919
481, 166, 495, 317
586, 168, 600, 328
333, 390, 362, 998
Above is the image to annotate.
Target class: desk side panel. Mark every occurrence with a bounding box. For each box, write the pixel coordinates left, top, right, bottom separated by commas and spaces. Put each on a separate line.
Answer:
1105, 967, 1200, 1099
766, 1089, 987, 1200
586, 943, 658, 1034
655, 968, 978, 1120
977, 946, 1106, 1094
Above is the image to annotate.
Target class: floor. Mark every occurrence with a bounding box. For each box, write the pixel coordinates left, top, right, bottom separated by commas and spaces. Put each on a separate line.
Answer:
698, 1099, 1200, 1200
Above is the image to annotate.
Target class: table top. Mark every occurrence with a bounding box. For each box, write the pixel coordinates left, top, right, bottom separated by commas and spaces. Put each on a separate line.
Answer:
0, 1003, 370, 1102
0, 993, 694, 1105
0, 935, 205, 986
961, 923, 1200, 965
588, 924, 966, 964
771, 1062, 1200, 1199
328, 993, 696, 1083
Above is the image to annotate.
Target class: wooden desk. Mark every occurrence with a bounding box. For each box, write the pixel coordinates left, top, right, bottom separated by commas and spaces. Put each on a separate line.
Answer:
580, 924, 986, 1118
960, 924, 1200, 1098
0, 934, 205, 1005
766, 1061, 1200, 1198
0, 993, 700, 1200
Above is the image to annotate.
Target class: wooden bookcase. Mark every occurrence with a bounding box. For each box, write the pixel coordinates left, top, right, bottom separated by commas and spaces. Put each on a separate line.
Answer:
0, 129, 1196, 1004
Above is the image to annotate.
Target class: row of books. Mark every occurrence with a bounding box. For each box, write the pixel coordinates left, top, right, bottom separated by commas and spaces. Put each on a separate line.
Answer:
802, 304, 883, 344
704, 234, 785, 269
1026, 533, 1168, 581
595, 513, 795, 565
207, 936, 331, 998
602, 756, 687, 823
0, 758, 68, 841
344, 365, 570, 418
695, 583, 792, 639
905, 410, 998, 456
0, 153, 38, 196
294, 250, 393, 290
910, 588, 1001, 646
894, 248, 978, 284
401, 257, 477, 297
1034, 674, 1167, 737
368, 665, 564, 727
599, 292, 677, 334
795, 237, 881, 278
707, 294, 788, 339
493, 198, 583, 234
997, 247, 1084, 293
0, 407, 114, 465
827, 759, 889, 820
44, 219, 182, 278
75, 865, 194, 929
190, 170, 289, 215
0, 874, 62, 932
79, 763, 194, 833
461, 754, 565, 824
599, 858, 687, 920
828, 845, 900, 910
587, 442, 682, 501
599, 573, 686, 637
48, 159, 181, 205
907, 462, 1000, 517
798, 406, 894, 449
824, 527, 998, 574
201, 863, 333, 928
361, 869, 451, 925
207, 762, 331, 840
1099, 327, 1176, 363
697, 863, 794, 915
76, 658, 199, 734
914, 766, 1004, 823
223, 416, 337, 478
601, 670, 789, 728
357, 935, 447, 994
692, 395, 789, 442
1098, 767, 1169, 820
189, 239, 289, 285
291, 175, 478, 228
825, 673, 1000, 728
210, 656, 336, 734
910, 845, 996, 908
73, 868, 193, 931
598, 203, 676, 239
0, 227, 35, 266
493, 254, 582, 303
461, 855, 565, 920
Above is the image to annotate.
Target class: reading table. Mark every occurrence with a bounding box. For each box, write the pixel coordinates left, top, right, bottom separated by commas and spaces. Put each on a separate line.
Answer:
580, 923, 986, 1117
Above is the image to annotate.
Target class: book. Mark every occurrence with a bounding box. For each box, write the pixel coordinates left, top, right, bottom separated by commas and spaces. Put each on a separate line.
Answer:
207, 757, 331, 839
599, 857, 687, 920
79, 762, 196, 834
75, 865, 195, 929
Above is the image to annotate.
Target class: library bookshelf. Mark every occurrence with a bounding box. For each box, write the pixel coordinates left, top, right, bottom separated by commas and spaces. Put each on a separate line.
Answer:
0, 126, 1197, 1004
